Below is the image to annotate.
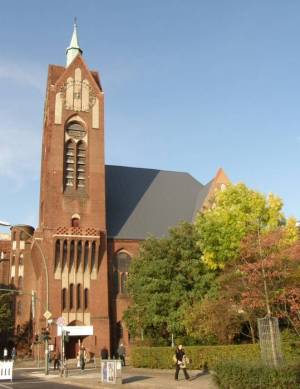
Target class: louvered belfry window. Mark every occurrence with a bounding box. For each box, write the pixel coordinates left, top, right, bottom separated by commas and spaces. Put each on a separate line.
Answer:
76, 141, 86, 189
65, 140, 75, 188
64, 121, 87, 191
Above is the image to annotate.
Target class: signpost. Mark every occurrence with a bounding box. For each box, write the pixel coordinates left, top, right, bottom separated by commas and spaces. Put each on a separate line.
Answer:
56, 317, 68, 377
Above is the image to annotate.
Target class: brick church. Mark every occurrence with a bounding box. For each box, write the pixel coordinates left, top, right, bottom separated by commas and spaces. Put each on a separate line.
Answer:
0, 24, 229, 357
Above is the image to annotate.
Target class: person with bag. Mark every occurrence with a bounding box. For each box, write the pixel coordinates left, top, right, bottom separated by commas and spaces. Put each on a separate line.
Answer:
79, 347, 87, 372
53, 349, 61, 370
173, 344, 190, 381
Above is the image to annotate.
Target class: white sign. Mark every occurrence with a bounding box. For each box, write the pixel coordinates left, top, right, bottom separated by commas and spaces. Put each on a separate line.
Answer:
57, 325, 93, 336
101, 360, 122, 385
0, 361, 13, 381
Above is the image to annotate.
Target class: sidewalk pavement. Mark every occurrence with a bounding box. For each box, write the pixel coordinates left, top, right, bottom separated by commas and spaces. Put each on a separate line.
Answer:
28, 367, 218, 389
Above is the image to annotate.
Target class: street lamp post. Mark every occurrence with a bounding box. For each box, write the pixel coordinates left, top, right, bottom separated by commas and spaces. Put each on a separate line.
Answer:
0, 220, 50, 375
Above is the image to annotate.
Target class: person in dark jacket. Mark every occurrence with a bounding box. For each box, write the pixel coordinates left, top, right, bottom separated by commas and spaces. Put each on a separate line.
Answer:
100, 346, 109, 360
53, 350, 61, 370
174, 345, 190, 381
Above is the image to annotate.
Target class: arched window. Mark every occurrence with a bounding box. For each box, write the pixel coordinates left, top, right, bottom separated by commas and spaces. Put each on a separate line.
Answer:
113, 271, 119, 294
69, 283, 74, 310
62, 288, 67, 310
84, 288, 88, 310
72, 217, 80, 227
55, 240, 60, 268
76, 141, 86, 189
19, 254, 24, 266
66, 122, 86, 139
77, 241, 82, 270
84, 241, 89, 271
91, 241, 96, 271
11, 277, 14, 285
77, 284, 81, 309
11, 255, 15, 266
64, 140, 75, 188
120, 273, 128, 294
114, 251, 131, 273
62, 240, 68, 269
18, 276, 23, 289
70, 240, 75, 269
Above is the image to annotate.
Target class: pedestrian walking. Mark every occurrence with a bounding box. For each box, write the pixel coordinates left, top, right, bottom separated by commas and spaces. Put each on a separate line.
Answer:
79, 347, 87, 372
173, 345, 190, 381
11, 347, 16, 362
53, 350, 61, 370
117, 343, 126, 366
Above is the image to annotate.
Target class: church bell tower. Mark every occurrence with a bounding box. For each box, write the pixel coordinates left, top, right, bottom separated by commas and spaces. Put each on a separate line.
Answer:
34, 22, 110, 356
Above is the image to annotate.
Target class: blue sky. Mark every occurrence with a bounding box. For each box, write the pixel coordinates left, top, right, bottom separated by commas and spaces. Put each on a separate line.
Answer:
0, 0, 299, 232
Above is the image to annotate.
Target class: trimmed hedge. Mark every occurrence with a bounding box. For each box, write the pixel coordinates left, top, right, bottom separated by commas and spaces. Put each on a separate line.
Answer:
213, 360, 300, 389
131, 343, 299, 370
131, 344, 260, 369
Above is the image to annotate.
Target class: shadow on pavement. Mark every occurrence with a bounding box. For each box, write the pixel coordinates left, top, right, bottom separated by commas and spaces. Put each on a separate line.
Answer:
122, 375, 152, 384
189, 369, 210, 381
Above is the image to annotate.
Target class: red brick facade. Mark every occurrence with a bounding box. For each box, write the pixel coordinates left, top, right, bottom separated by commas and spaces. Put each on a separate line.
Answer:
6, 49, 230, 359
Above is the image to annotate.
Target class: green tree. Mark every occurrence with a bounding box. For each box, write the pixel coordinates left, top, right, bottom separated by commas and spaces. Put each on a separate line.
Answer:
123, 222, 216, 344
195, 183, 289, 270
0, 289, 14, 348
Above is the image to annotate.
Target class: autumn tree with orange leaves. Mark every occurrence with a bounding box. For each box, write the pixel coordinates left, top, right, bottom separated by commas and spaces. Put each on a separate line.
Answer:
186, 184, 300, 344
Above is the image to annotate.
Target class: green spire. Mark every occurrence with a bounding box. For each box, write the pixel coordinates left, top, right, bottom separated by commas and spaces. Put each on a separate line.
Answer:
66, 18, 83, 67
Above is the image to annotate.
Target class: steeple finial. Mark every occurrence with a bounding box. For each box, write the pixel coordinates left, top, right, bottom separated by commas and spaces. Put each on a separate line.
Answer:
66, 18, 83, 67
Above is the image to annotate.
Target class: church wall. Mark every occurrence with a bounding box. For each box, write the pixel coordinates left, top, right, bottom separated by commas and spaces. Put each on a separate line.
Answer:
107, 238, 141, 353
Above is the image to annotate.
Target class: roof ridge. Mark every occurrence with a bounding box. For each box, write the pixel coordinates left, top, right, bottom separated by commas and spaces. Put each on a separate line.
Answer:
105, 164, 197, 176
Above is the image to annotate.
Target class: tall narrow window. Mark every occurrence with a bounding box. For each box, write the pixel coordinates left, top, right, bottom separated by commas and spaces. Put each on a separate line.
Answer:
84, 288, 89, 310
62, 288, 67, 310
19, 254, 24, 266
69, 284, 74, 310
77, 241, 82, 270
62, 240, 68, 269
121, 273, 127, 294
76, 141, 86, 189
12, 255, 15, 266
18, 276, 23, 289
55, 240, 60, 268
91, 241, 96, 271
64, 140, 75, 188
84, 241, 89, 271
70, 240, 75, 269
77, 284, 81, 309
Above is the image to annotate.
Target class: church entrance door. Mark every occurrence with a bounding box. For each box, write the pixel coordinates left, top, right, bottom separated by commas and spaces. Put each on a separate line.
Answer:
65, 336, 86, 359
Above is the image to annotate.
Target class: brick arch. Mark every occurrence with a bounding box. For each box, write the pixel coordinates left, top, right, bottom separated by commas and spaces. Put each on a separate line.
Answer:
114, 248, 133, 258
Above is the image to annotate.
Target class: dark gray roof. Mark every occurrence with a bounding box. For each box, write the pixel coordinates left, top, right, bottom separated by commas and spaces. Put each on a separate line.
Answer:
105, 165, 212, 239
